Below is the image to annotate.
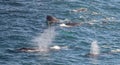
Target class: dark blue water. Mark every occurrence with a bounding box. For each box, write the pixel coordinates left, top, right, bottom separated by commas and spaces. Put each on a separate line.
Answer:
0, 0, 120, 65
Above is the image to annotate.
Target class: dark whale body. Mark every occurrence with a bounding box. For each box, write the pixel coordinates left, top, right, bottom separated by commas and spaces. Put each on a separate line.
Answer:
65, 22, 81, 26
46, 15, 59, 25
17, 47, 39, 52
16, 46, 63, 52
46, 15, 82, 27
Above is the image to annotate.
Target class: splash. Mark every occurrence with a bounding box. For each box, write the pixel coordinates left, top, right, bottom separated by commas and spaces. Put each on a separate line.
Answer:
90, 40, 100, 56
33, 27, 56, 52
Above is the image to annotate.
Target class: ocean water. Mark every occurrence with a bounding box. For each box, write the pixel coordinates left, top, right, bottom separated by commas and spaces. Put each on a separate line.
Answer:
0, 0, 120, 65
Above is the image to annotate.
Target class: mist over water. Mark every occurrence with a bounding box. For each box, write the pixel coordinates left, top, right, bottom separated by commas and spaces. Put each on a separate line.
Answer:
32, 27, 56, 52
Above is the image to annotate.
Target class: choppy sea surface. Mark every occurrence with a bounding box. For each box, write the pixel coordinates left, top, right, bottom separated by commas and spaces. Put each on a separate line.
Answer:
0, 0, 120, 65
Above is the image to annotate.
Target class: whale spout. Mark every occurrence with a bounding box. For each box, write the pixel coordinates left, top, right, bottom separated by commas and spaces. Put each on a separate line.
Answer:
90, 40, 100, 56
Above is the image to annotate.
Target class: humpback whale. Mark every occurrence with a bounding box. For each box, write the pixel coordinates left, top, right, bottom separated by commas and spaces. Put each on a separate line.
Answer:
46, 15, 83, 27
17, 45, 67, 52
46, 15, 59, 25
17, 47, 40, 52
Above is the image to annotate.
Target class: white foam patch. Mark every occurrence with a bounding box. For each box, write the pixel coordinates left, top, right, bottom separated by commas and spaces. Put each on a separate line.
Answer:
50, 45, 69, 50
59, 23, 72, 27
111, 49, 120, 53
50, 45, 61, 50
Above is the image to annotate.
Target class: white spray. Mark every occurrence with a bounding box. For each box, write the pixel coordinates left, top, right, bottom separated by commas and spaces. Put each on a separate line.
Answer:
33, 27, 56, 52
90, 40, 100, 56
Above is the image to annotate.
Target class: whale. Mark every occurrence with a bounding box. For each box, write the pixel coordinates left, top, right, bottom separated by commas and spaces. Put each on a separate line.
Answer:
46, 15, 83, 27
46, 15, 109, 27
17, 47, 40, 52
46, 15, 59, 26
16, 45, 68, 52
